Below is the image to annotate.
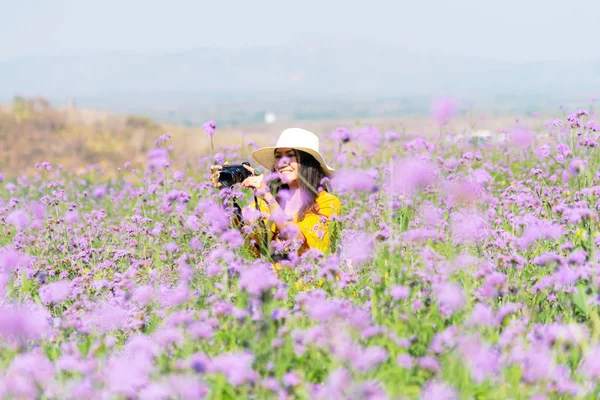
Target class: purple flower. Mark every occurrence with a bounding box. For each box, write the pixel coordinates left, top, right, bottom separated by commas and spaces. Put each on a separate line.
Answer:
556, 143, 572, 158
568, 158, 585, 175
299, 292, 339, 322
132, 285, 154, 305
355, 126, 383, 153
0, 304, 51, 341
190, 237, 201, 250
351, 380, 387, 399
165, 242, 179, 253
433, 282, 465, 317
173, 171, 184, 181
567, 113, 582, 128
451, 211, 490, 245
315, 368, 350, 399
190, 353, 210, 374
418, 356, 440, 372
147, 148, 169, 169
478, 272, 507, 299
331, 127, 352, 143
404, 137, 435, 153
582, 137, 598, 148
0, 247, 35, 272
159, 284, 189, 307
432, 97, 457, 127
104, 351, 154, 397
466, 303, 496, 327
443, 180, 481, 204
471, 168, 493, 185
518, 223, 563, 250
458, 335, 500, 382
341, 230, 375, 265
496, 303, 521, 324
519, 346, 555, 383
197, 200, 230, 234
510, 125, 533, 148
39, 280, 73, 304
397, 354, 414, 368
93, 184, 107, 199
64, 210, 80, 224
56, 355, 87, 373
332, 169, 378, 194
353, 346, 388, 372
385, 130, 401, 141
238, 265, 279, 297
188, 321, 214, 340
578, 344, 600, 380
390, 285, 410, 300
6, 350, 55, 397
221, 229, 244, 248
7, 210, 30, 230
214, 152, 225, 165
203, 120, 216, 136
167, 375, 209, 399
210, 352, 257, 386
85, 302, 130, 333
422, 381, 457, 400
539, 144, 551, 157
390, 157, 436, 196
282, 371, 301, 387
155, 133, 172, 145
153, 327, 184, 348
139, 383, 172, 400
28, 201, 46, 220
185, 216, 200, 231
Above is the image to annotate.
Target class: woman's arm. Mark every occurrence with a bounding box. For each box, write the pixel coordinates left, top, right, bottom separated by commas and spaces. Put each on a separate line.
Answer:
240, 166, 305, 244
262, 191, 305, 242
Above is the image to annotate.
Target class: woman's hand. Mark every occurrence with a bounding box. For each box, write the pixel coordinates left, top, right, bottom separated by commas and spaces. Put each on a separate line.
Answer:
240, 164, 269, 196
209, 161, 229, 188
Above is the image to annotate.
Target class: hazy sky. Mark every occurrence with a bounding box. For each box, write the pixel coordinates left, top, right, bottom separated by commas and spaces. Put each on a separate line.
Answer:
2, 0, 599, 62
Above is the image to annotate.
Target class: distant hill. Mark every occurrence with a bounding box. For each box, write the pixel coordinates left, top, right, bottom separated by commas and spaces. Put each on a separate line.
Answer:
0, 95, 553, 177
2, 41, 599, 125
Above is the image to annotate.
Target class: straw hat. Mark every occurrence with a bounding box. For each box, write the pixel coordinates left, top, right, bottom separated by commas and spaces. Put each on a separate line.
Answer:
252, 128, 335, 176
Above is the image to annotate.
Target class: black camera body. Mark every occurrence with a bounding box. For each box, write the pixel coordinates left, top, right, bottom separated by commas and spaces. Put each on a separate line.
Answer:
218, 162, 253, 188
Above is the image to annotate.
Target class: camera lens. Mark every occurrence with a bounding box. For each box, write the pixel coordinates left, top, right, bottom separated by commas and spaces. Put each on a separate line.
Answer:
218, 163, 253, 188
218, 170, 236, 187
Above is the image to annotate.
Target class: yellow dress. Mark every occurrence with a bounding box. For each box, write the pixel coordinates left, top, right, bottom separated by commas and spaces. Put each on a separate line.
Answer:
243, 190, 342, 260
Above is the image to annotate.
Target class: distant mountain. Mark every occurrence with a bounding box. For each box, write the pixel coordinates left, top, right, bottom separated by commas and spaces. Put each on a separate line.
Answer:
1, 41, 599, 124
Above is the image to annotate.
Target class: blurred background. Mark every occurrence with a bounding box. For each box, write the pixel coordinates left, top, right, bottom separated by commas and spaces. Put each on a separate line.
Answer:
1, 0, 599, 175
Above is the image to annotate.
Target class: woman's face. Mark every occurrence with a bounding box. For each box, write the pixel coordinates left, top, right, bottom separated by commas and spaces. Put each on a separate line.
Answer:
274, 147, 299, 184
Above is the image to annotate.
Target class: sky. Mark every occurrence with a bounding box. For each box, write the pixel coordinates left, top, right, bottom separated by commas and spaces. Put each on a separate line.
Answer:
2, 0, 599, 62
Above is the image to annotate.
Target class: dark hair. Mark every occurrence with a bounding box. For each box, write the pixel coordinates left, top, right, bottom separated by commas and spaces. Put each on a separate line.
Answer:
269, 149, 330, 222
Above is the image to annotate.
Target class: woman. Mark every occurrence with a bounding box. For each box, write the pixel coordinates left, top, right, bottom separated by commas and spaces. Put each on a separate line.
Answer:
211, 128, 341, 261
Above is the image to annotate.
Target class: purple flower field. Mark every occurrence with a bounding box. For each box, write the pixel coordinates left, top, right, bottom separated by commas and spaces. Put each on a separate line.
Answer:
2, 107, 600, 399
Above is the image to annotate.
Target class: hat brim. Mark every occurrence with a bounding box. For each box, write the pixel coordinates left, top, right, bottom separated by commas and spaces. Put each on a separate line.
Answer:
252, 146, 335, 176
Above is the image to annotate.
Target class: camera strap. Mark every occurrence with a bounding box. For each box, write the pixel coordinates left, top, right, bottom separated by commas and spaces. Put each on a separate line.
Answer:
232, 192, 281, 262
253, 193, 273, 260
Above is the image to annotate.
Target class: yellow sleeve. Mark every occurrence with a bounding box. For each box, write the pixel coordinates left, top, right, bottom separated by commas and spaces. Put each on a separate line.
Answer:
316, 194, 342, 218
242, 198, 271, 224
297, 193, 342, 253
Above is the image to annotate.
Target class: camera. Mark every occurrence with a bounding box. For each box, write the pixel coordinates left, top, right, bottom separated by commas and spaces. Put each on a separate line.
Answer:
218, 162, 253, 188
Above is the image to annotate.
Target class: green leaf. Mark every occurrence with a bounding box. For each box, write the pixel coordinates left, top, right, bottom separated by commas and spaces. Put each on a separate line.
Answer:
573, 284, 590, 317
